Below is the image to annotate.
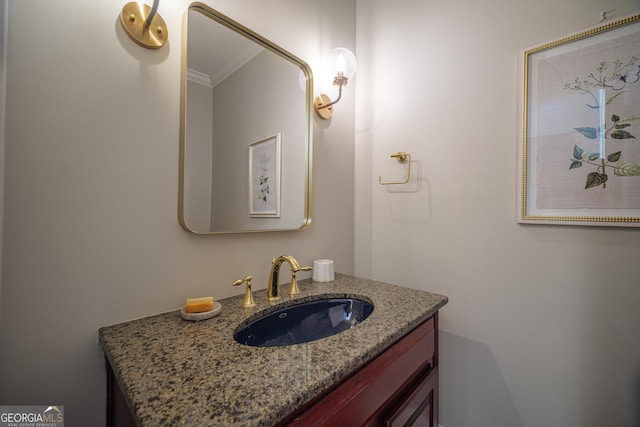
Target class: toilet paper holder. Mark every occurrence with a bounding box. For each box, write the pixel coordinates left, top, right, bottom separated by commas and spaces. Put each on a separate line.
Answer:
379, 151, 411, 185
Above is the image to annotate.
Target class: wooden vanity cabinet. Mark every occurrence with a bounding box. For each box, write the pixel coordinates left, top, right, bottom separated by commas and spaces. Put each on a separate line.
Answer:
107, 313, 439, 427
277, 313, 439, 427
106, 364, 137, 427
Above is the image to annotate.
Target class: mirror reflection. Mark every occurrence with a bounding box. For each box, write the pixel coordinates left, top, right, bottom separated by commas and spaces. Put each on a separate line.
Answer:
179, 3, 312, 234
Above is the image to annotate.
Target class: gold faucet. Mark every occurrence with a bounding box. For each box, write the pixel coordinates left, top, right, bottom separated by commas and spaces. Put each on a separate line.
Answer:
267, 255, 312, 301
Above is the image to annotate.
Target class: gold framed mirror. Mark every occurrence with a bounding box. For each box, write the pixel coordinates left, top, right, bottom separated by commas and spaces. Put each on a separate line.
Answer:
179, 3, 313, 234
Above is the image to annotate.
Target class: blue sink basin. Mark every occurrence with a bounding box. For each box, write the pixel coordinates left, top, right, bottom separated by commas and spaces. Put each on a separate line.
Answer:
234, 297, 374, 347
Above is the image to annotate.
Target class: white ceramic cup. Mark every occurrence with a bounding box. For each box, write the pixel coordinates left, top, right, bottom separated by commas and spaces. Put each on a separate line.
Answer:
313, 259, 335, 282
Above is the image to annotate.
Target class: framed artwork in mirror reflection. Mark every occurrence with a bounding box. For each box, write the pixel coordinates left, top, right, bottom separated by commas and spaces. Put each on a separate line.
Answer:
518, 14, 640, 226
249, 134, 281, 217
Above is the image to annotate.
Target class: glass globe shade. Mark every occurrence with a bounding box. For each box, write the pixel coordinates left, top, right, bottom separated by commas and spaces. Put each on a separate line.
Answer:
328, 47, 357, 80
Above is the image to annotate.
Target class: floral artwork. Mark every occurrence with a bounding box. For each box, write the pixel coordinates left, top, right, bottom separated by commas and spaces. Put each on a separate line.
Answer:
519, 14, 640, 226
565, 57, 640, 189
249, 134, 281, 217
257, 152, 272, 203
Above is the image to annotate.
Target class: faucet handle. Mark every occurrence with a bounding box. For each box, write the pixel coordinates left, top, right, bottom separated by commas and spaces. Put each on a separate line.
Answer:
232, 275, 256, 308
289, 266, 312, 295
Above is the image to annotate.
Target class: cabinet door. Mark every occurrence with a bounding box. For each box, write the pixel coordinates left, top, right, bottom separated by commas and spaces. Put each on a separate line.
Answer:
279, 317, 436, 426
385, 367, 438, 427
106, 363, 137, 427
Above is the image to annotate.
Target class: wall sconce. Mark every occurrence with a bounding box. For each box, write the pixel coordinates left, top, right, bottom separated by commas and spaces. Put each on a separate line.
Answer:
314, 48, 357, 120
120, 0, 168, 49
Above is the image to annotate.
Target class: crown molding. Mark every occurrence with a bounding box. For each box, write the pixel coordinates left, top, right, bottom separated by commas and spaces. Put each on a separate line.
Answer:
187, 68, 213, 88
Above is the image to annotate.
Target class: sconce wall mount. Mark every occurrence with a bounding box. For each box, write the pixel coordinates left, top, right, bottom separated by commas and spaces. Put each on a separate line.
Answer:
314, 48, 356, 120
314, 94, 335, 120
120, 1, 168, 49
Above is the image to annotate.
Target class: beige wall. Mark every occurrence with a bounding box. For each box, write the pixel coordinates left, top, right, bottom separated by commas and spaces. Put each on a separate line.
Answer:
5, 0, 639, 426
210, 51, 306, 231
0, 0, 355, 425
184, 79, 213, 231
355, 1, 640, 426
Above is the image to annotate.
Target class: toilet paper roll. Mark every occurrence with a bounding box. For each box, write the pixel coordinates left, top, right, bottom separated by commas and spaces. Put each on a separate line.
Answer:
313, 259, 335, 282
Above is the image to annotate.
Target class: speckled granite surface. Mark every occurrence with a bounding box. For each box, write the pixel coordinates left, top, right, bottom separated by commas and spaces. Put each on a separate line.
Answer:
99, 274, 448, 426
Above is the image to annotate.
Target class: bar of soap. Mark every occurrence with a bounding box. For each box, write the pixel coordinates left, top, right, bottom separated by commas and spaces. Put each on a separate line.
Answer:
184, 297, 214, 313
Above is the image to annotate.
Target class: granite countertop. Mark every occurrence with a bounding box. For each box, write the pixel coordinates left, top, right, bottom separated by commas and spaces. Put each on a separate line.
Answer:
99, 274, 448, 426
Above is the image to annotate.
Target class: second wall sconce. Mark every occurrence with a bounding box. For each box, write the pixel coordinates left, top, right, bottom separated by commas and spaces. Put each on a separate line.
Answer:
120, 0, 168, 49
314, 48, 357, 120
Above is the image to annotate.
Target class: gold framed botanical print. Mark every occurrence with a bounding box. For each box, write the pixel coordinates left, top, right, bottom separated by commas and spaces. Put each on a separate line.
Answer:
249, 134, 281, 217
518, 14, 640, 226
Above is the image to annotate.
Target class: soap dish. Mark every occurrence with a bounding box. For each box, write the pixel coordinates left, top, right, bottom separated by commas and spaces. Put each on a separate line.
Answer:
180, 302, 222, 321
